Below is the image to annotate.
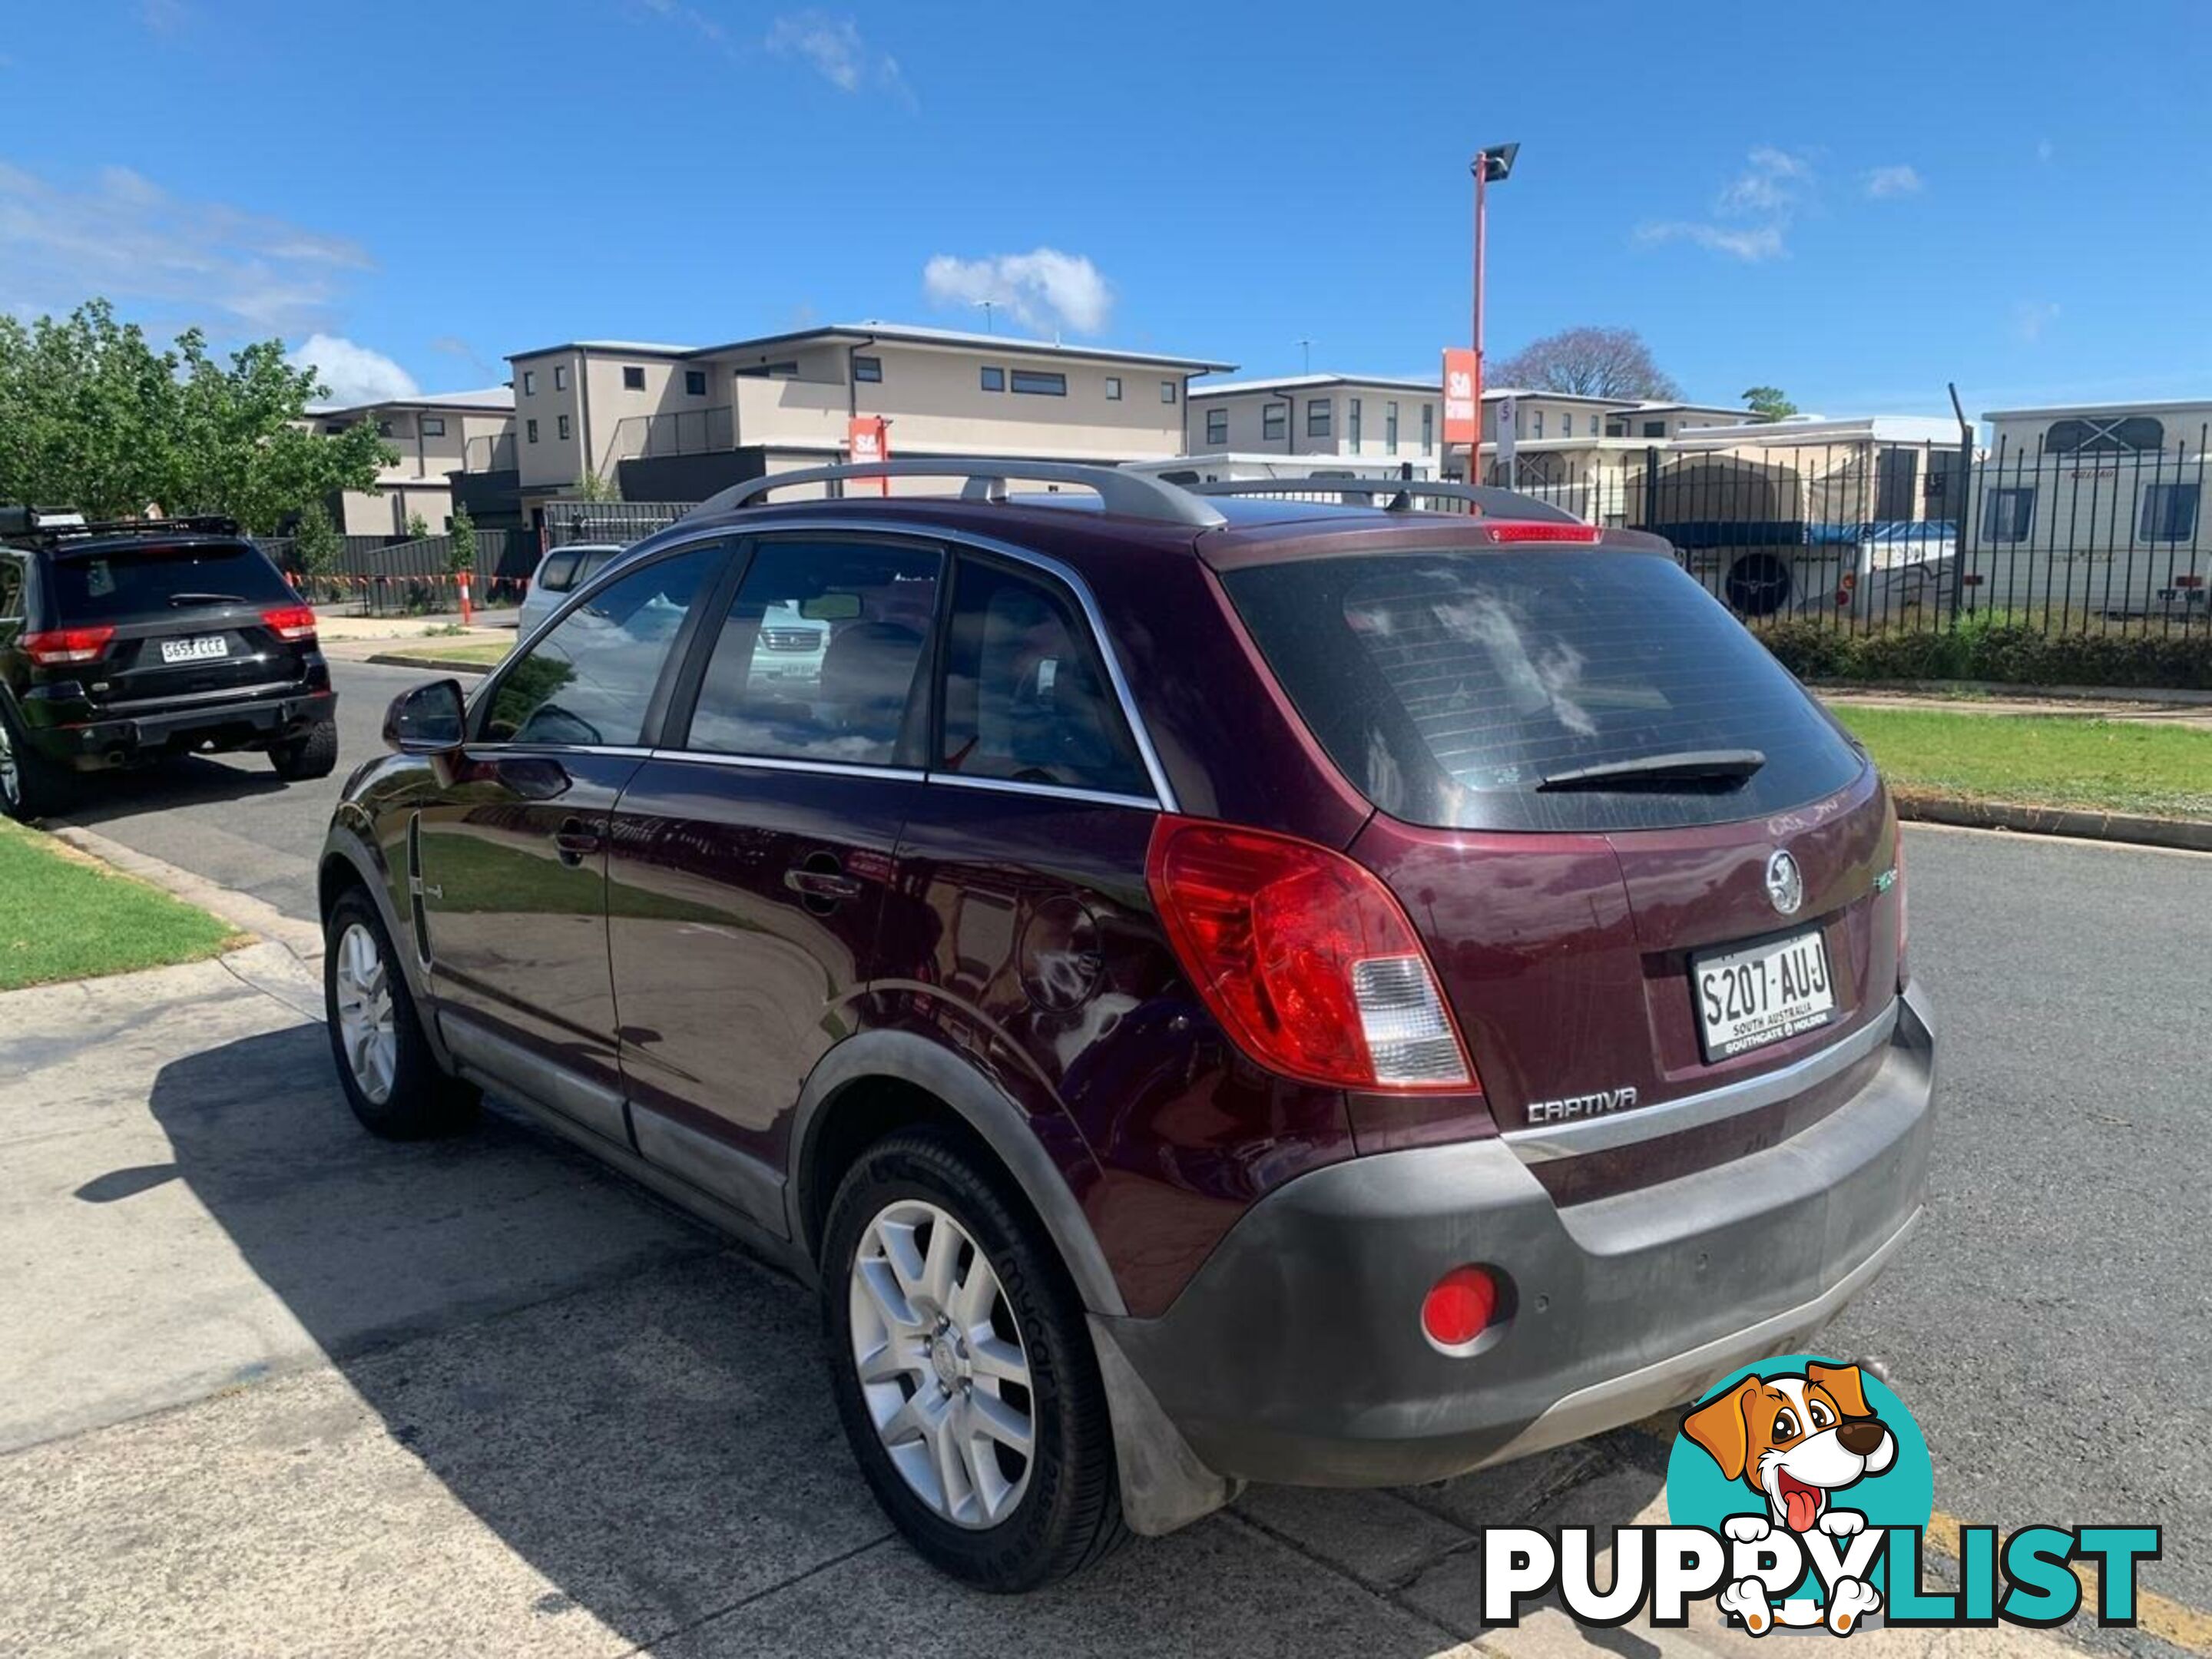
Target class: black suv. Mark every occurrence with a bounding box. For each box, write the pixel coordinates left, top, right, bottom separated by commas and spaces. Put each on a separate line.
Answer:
0, 509, 338, 819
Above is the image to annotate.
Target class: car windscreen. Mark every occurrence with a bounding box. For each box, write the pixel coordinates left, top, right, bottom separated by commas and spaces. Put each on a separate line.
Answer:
48, 542, 297, 622
1220, 548, 1865, 832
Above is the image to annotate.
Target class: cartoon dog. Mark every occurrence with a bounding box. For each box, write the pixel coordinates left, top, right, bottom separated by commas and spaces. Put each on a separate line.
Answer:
1682, 1360, 1897, 1634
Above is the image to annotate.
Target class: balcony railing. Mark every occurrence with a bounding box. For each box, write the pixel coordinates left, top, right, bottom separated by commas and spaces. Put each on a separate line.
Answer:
462, 432, 517, 474
604, 405, 737, 467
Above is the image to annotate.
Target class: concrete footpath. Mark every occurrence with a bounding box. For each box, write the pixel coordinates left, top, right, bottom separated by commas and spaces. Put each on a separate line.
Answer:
0, 951, 2112, 1657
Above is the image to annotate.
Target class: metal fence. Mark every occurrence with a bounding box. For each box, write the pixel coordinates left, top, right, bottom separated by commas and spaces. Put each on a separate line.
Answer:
1486, 433, 2208, 639
276, 528, 540, 617
542, 500, 693, 548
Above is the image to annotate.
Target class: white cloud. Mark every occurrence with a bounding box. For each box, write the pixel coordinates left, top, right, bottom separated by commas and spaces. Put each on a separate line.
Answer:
2014, 300, 2061, 344
1863, 164, 1923, 199
1638, 147, 1808, 262
922, 249, 1114, 336
1717, 146, 1812, 215
766, 10, 908, 99
290, 334, 419, 406
0, 160, 370, 335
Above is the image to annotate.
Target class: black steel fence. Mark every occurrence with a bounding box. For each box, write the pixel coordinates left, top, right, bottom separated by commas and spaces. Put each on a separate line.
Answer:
1485, 432, 2208, 640
542, 500, 693, 548
276, 528, 540, 617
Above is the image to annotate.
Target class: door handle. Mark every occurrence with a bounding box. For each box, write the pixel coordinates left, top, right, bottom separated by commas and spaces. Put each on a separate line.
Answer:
785, 867, 863, 903
553, 817, 603, 867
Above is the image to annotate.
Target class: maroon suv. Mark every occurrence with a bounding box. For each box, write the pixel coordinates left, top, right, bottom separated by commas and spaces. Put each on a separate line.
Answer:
319, 463, 1933, 1590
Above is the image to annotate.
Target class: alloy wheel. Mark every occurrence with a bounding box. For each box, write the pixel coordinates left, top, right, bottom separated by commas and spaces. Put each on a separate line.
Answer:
333, 922, 398, 1104
0, 719, 18, 811
848, 1198, 1036, 1529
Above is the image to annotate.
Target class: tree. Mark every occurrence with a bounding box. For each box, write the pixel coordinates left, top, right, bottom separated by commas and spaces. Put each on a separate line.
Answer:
405, 510, 431, 540
572, 469, 622, 502
1742, 386, 1798, 420
0, 299, 394, 531
449, 503, 476, 574
1491, 326, 1681, 401
293, 503, 343, 582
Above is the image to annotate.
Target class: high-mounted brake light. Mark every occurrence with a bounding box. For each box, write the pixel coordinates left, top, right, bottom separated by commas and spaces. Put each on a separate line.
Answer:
261, 604, 319, 642
1479, 522, 1601, 545
22, 625, 115, 666
1145, 815, 1478, 1092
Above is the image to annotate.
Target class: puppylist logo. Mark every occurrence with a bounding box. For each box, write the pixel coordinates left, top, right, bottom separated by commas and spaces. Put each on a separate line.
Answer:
1476, 1356, 2161, 1637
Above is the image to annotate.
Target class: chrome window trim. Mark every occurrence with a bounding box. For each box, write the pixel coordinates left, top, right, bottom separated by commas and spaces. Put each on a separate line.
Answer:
668, 515, 1180, 813
1501, 998, 1900, 1165
465, 741, 657, 760
647, 748, 925, 783
922, 772, 1158, 812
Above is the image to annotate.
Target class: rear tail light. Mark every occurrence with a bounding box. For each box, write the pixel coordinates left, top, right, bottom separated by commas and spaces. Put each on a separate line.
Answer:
1145, 815, 1477, 1092
22, 625, 115, 666
262, 604, 319, 642
1422, 1265, 1499, 1350
1479, 522, 1601, 545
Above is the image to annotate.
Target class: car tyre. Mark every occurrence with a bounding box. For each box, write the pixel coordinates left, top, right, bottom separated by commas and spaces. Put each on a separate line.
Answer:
323, 887, 478, 1139
0, 701, 72, 822
821, 1128, 1130, 1591
271, 720, 339, 782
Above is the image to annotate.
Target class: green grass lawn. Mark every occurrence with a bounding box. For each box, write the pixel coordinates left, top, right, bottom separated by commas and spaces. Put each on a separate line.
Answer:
1836, 707, 2212, 822
379, 640, 512, 667
0, 822, 243, 990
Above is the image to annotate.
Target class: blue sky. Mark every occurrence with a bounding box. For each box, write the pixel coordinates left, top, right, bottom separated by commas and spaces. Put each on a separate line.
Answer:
3, 1, 2208, 418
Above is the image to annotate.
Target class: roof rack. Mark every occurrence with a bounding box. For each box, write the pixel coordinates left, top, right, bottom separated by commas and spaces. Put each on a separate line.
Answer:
686, 460, 1227, 529
1183, 479, 1584, 525
0, 509, 243, 549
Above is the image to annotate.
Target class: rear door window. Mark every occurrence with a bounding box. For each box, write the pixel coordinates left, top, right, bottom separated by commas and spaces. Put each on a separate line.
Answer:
681, 538, 941, 767
936, 557, 1150, 799
1221, 550, 1863, 831
47, 542, 296, 621
536, 552, 581, 594
481, 545, 719, 747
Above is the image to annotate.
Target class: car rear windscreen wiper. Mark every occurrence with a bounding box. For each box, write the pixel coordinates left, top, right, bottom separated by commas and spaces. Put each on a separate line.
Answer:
166, 591, 247, 606
1536, 749, 1767, 792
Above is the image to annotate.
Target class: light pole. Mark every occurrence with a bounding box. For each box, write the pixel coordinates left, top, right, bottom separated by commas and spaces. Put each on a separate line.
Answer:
1295, 338, 1314, 373
974, 300, 997, 334
1471, 143, 1519, 484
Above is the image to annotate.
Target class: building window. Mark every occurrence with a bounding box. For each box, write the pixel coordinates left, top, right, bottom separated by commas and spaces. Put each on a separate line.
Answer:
1606, 418, 1628, 437
2050, 416, 2164, 455
557, 414, 571, 441
554, 365, 568, 391
527, 419, 540, 444
622, 366, 647, 391
1349, 398, 1363, 446
981, 366, 1005, 392
735, 361, 800, 378
421, 416, 446, 438
2141, 483, 2200, 541
1205, 409, 1228, 447
1532, 410, 1545, 440
1104, 376, 1122, 400
1386, 402, 1399, 455
376, 420, 394, 438
1161, 380, 1177, 404
1421, 403, 1434, 454
684, 369, 708, 396
522, 370, 537, 396
1982, 487, 2036, 544
1642, 419, 1666, 437
1011, 369, 1068, 396
1561, 412, 1575, 438
853, 355, 882, 383
1307, 399, 1332, 439
1263, 403, 1287, 442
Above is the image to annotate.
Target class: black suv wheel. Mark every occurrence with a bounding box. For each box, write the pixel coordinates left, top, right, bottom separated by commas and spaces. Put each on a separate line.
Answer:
821, 1128, 1128, 1591
271, 720, 339, 782
0, 703, 71, 821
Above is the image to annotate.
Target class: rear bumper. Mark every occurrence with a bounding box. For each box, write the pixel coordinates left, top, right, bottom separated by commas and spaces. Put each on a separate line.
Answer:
28, 687, 336, 770
1100, 979, 1936, 1488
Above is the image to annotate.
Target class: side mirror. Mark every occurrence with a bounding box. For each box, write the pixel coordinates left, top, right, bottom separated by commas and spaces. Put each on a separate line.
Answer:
384, 678, 466, 755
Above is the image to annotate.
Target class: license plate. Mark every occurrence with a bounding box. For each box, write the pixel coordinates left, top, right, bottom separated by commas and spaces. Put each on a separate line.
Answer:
1692, 929, 1836, 1061
160, 634, 230, 664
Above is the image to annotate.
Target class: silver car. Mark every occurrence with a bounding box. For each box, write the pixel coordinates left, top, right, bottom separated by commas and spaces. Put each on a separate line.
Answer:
515, 543, 625, 639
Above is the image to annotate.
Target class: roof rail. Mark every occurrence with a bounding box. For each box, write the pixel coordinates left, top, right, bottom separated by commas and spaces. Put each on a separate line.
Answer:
1183, 478, 1584, 525
1, 508, 245, 548
685, 460, 1227, 529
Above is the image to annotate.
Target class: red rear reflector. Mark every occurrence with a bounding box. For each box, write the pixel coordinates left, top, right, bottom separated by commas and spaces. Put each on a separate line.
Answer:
22, 625, 115, 666
1422, 1265, 1498, 1349
1961, 574, 1986, 587
1145, 815, 1476, 1092
2177, 575, 2207, 589
1480, 522, 1601, 545
261, 604, 319, 642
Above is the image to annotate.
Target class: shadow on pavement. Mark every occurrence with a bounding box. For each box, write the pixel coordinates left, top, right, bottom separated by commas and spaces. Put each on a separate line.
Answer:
144, 1023, 1658, 1654
56, 753, 289, 824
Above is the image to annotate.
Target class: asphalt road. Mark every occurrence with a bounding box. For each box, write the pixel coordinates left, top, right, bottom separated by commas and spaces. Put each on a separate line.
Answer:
52, 658, 439, 923
51, 659, 2212, 1635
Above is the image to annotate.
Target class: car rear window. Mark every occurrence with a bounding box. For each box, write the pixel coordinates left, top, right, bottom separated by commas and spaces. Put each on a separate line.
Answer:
48, 541, 296, 621
1220, 549, 1865, 832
